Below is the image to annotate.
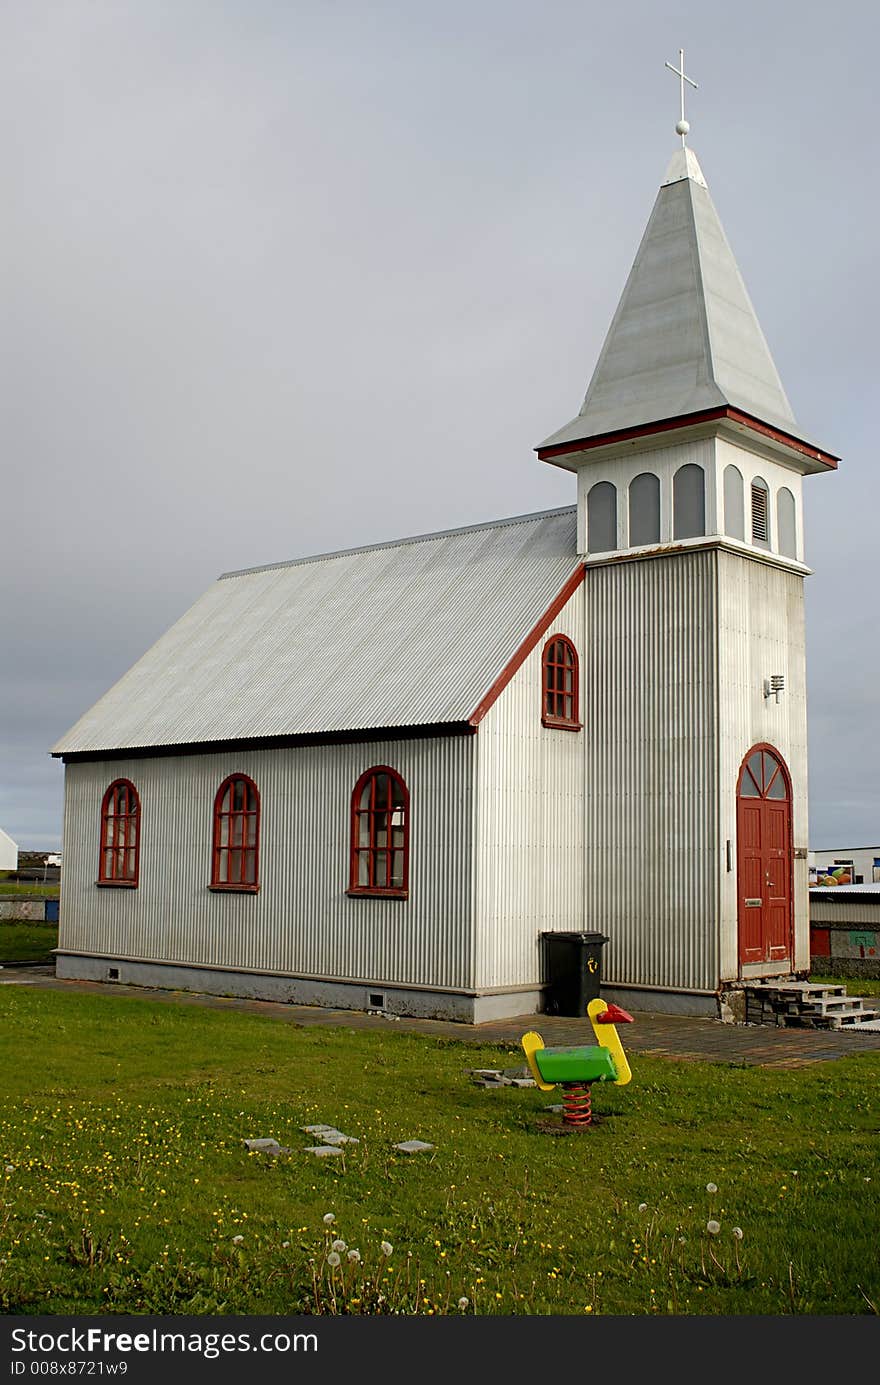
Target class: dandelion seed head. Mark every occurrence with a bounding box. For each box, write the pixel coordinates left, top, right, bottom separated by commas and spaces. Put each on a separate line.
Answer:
232, 1234, 244, 1244
638, 1202, 648, 1212
331, 1239, 347, 1252
732, 1226, 744, 1240
706, 1183, 718, 1193
706, 1220, 721, 1235
322, 1213, 336, 1225
327, 1252, 341, 1268
380, 1241, 393, 1256
347, 1249, 361, 1262
457, 1297, 469, 1310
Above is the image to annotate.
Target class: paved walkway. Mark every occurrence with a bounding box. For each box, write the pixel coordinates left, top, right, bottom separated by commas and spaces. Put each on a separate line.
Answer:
5, 965, 880, 1069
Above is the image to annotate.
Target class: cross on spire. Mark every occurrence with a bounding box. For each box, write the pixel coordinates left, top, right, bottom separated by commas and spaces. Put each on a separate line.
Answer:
665, 48, 698, 145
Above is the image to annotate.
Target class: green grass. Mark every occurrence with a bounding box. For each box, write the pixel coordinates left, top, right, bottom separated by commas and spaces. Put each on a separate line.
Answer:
0, 922, 57, 963
0, 882, 60, 898
811, 974, 880, 998
0, 987, 877, 1317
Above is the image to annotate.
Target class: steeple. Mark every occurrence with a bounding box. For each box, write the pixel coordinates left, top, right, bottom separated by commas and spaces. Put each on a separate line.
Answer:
538, 147, 835, 469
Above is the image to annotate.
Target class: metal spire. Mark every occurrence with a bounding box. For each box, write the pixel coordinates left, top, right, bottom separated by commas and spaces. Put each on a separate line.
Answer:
665, 48, 698, 145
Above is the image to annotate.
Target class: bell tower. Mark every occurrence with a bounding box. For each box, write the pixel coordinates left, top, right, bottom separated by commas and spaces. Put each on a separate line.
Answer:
535, 81, 838, 1010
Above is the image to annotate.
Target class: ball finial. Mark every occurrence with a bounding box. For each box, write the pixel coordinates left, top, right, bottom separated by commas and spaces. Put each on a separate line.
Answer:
675, 118, 690, 136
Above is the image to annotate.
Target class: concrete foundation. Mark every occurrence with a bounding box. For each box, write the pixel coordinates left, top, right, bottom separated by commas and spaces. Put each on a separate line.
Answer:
54, 952, 544, 1023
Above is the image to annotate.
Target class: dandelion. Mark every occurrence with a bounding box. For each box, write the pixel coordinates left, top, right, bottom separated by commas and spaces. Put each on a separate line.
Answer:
232, 1235, 244, 1245
732, 1227, 744, 1240
706, 1220, 720, 1235
281, 1241, 290, 1249
347, 1249, 361, 1263
331, 1239, 347, 1253
457, 1297, 469, 1310
322, 1213, 336, 1225
706, 1183, 717, 1194
380, 1241, 393, 1257
327, 1252, 341, 1268
638, 1203, 648, 1212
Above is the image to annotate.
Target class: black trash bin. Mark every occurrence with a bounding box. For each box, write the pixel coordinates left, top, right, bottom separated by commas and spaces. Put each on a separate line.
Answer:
541, 931, 609, 1016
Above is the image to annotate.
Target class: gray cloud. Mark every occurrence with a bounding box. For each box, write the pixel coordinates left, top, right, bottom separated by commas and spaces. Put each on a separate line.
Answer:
3, 0, 877, 848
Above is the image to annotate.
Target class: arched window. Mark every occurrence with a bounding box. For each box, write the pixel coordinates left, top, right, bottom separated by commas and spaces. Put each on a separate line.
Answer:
211, 774, 260, 890
777, 487, 797, 559
724, 464, 745, 541
751, 477, 770, 548
587, 481, 618, 553
628, 472, 660, 547
542, 636, 581, 730
673, 463, 706, 539
98, 779, 140, 887
349, 767, 409, 897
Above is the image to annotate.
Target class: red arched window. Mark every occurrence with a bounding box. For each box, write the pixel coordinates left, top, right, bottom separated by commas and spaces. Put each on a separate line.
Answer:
541, 636, 580, 730
98, 779, 141, 886
349, 767, 409, 897
211, 774, 260, 891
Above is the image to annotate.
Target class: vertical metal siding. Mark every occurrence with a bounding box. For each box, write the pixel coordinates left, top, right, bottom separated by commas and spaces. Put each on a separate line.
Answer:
582, 551, 719, 992
716, 550, 809, 976
59, 736, 475, 990
473, 587, 585, 989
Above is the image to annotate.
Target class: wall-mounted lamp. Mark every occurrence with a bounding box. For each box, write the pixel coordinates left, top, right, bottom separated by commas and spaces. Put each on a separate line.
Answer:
763, 674, 785, 702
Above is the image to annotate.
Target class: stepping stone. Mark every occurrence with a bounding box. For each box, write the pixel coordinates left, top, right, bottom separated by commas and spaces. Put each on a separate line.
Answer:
302, 1125, 342, 1136
304, 1145, 345, 1158
470, 1069, 502, 1079
509, 1078, 536, 1088
244, 1138, 290, 1156
393, 1140, 434, 1154
319, 1133, 359, 1145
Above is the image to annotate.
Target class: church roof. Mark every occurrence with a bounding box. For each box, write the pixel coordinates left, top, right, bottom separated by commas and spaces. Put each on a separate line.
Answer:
52, 507, 580, 756
539, 146, 809, 453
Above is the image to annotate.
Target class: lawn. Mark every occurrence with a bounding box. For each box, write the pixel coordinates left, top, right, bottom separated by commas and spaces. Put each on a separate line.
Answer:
0, 988, 877, 1317
0, 922, 57, 964
0, 879, 60, 898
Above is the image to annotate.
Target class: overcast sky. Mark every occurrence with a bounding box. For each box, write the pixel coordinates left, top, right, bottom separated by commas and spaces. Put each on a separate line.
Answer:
2, 0, 877, 851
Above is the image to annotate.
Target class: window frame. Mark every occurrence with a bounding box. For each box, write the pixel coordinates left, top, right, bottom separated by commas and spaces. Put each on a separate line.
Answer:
541, 636, 581, 731
97, 778, 141, 888
348, 766, 410, 899
209, 773, 261, 893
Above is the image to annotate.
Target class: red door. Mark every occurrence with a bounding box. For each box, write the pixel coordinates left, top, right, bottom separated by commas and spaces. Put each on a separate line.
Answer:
737, 746, 793, 968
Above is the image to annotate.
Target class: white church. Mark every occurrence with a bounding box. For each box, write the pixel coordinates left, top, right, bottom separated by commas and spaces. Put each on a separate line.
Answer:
52, 108, 838, 1021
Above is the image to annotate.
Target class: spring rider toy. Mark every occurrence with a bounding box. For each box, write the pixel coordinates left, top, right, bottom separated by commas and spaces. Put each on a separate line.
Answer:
521, 998, 634, 1129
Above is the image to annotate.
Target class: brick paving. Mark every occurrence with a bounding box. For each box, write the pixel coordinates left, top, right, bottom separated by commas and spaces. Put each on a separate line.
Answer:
5, 965, 880, 1068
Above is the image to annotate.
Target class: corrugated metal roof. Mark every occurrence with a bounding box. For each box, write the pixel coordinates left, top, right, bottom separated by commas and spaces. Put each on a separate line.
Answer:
53, 507, 580, 754
539, 148, 826, 454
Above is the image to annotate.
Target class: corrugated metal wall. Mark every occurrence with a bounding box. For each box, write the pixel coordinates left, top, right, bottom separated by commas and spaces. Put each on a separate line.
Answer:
473, 588, 585, 989
717, 550, 809, 977
59, 736, 475, 990
581, 550, 719, 992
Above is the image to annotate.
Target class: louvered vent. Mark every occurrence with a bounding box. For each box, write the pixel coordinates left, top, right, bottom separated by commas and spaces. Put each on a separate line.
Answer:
751, 484, 769, 545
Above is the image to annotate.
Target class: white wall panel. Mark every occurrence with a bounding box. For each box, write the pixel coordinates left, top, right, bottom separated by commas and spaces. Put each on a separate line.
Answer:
60, 735, 475, 991
716, 551, 809, 977
473, 586, 585, 989
581, 551, 719, 992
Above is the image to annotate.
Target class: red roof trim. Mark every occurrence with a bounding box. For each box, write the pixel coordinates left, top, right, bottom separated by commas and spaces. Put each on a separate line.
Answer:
467, 565, 586, 728
536, 407, 839, 470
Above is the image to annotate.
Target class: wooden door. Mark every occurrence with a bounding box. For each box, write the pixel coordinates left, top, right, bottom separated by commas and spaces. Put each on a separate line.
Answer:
737, 746, 792, 967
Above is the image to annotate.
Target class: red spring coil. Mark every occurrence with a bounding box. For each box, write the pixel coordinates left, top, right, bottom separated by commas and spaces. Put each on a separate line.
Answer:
561, 1082, 592, 1127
